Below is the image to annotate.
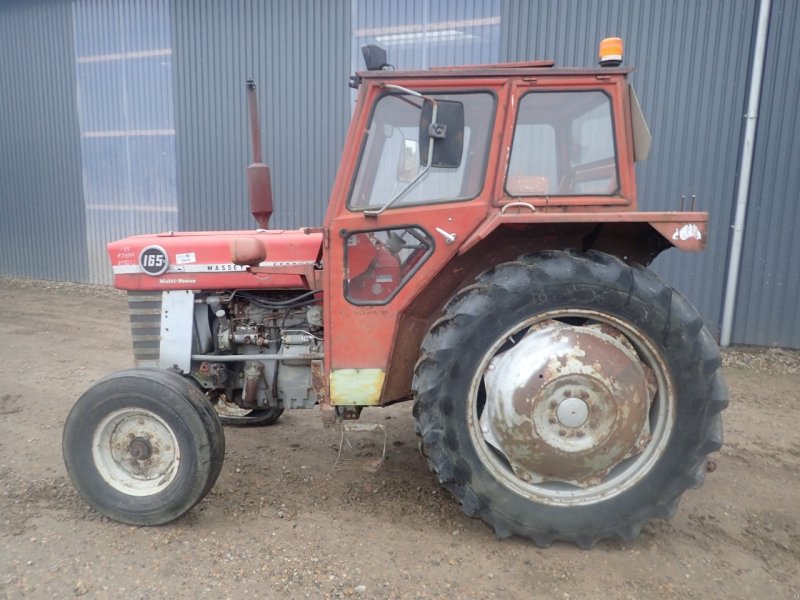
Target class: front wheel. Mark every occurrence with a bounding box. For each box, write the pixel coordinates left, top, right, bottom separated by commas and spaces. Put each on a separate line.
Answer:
413, 251, 726, 548
63, 368, 225, 525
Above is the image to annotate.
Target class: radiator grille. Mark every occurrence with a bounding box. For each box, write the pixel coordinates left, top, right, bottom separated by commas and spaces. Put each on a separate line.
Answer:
127, 291, 162, 367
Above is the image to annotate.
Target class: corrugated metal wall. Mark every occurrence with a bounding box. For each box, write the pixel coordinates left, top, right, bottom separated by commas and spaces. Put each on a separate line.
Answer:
0, 1, 88, 282
170, 0, 351, 232
732, 0, 800, 346
499, 0, 759, 338
352, 0, 501, 70
1, 0, 798, 347
73, 0, 178, 284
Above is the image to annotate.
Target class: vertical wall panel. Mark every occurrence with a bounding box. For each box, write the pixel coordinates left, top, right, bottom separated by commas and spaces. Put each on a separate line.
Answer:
73, 0, 177, 284
170, 0, 352, 231
0, 1, 88, 282
352, 0, 501, 71
732, 0, 800, 347
500, 0, 758, 338
1, 0, 798, 347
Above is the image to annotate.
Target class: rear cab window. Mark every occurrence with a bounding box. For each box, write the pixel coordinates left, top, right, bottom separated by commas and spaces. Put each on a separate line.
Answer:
506, 90, 620, 198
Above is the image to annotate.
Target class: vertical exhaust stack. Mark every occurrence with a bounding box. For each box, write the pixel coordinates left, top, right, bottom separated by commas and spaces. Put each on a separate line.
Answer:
246, 79, 273, 229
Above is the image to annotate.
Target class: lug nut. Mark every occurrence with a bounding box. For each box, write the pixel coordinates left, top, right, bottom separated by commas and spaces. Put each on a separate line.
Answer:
558, 429, 567, 437
549, 401, 558, 409
562, 390, 572, 397
548, 417, 557, 424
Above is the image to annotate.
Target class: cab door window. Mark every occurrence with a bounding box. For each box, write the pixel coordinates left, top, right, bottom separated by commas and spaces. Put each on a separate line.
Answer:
349, 92, 495, 210
345, 227, 433, 305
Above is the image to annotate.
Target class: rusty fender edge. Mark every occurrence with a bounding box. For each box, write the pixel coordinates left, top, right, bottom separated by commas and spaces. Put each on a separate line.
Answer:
460, 211, 709, 255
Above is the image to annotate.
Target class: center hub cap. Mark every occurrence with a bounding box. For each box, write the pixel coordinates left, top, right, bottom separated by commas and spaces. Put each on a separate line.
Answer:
557, 397, 589, 428
480, 320, 654, 487
128, 436, 153, 461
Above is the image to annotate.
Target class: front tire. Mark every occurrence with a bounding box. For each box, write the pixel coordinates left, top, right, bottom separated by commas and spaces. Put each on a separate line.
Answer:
413, 251, 726, 547
63, 368, 225, 525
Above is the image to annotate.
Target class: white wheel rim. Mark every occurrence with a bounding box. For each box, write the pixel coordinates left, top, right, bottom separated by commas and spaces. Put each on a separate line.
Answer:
468, 309, 676, 507
92, 408, 181, 497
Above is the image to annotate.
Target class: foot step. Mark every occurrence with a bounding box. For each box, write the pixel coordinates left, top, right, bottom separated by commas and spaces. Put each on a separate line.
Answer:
334, 422, 387, 472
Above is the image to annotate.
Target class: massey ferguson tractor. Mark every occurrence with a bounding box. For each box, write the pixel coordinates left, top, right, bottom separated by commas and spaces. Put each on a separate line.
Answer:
63, 39, 726, 548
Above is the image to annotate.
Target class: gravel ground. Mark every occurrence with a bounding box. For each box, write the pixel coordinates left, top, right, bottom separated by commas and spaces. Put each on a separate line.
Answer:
1, 277, 798, 599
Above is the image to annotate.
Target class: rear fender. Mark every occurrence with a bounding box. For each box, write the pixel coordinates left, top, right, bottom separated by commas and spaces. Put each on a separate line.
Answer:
382, 215, 708, 403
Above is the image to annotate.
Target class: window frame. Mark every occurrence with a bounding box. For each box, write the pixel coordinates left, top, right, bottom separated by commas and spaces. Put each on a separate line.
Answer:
494, 85, 635, 207
343, 225, 436, 306
346, 90, 498, 213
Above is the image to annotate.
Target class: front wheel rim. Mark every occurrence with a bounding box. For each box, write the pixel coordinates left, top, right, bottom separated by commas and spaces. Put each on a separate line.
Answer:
92, 407, 181, 497
468, 309, 675, 507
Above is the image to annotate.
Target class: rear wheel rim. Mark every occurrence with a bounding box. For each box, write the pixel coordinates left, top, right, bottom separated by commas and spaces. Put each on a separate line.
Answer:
468, 309, 675, 507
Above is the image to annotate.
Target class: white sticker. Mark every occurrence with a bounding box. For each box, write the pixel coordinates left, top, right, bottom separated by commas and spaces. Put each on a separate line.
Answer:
672, 224, 702, 241
176, 252, 197, 264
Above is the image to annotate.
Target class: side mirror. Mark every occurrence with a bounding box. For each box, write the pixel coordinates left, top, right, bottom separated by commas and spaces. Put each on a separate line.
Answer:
396, 139, 419, 182
419, 99, 464, 168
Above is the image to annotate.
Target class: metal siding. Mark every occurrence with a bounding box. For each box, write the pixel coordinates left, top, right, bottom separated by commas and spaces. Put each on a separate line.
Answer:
0, 1, 89, 282
73, 0, 177, 284
732, 0, 800, 347
2, 0, 798, 348
499, 0, 758, 338
170, 0, 352, 232
352, 0, 501, 70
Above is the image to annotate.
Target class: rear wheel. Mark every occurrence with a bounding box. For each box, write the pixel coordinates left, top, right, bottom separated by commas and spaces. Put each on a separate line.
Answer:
63, 368, 225, 525
413, 250, 726, 547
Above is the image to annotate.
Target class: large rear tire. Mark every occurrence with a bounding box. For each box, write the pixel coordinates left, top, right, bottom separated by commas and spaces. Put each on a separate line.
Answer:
413, 250, 726, 547
63, 368, 225, 526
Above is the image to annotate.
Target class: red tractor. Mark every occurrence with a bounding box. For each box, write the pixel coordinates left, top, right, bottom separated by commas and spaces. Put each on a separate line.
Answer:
63, 39, 726, 548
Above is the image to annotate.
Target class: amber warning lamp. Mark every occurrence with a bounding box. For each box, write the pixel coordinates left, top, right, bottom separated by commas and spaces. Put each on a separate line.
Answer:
599, 37, 624, 67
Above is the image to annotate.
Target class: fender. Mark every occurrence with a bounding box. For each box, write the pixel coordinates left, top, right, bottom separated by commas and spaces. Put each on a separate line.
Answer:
459, 209, 709, 255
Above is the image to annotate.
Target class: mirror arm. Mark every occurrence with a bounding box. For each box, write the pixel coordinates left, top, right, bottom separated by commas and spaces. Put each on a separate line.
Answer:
364, 160, 432, 217
364, 88, 438, 218
381, 83, 425, 99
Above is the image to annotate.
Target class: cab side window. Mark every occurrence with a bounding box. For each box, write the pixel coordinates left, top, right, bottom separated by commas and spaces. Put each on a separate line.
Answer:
506, 91, 619, 197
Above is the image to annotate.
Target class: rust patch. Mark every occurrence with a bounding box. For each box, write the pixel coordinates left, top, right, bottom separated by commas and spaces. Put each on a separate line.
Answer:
330, 369, 385, 406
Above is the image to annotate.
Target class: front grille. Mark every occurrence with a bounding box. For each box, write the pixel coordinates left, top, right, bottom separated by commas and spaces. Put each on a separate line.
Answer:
127, 291, 162, 367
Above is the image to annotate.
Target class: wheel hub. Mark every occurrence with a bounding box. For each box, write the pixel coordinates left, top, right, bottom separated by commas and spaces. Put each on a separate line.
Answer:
128, 436, 153, 461
556, 397, 589, 428
480, 320, 654, 487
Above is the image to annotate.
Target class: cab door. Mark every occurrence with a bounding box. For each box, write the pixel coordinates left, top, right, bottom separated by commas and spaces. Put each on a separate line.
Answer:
322, 82, 506, 407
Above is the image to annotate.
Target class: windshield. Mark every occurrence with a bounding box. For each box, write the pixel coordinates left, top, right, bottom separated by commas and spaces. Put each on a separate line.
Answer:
349, 92, 495, 210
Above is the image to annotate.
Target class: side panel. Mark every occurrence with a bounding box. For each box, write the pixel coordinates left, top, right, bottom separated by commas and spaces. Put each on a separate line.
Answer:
159, 290, 194, 372
109, 230, 322, 291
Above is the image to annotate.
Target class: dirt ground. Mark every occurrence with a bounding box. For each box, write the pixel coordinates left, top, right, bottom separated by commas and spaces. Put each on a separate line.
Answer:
1, 277, 799, 600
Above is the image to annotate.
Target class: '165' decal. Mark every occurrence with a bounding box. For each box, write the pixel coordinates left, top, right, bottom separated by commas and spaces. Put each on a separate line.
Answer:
139, 245, 169, 276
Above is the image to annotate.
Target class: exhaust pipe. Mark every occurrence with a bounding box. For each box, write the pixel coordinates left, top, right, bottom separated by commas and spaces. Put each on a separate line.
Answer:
246, 79, 273, 229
